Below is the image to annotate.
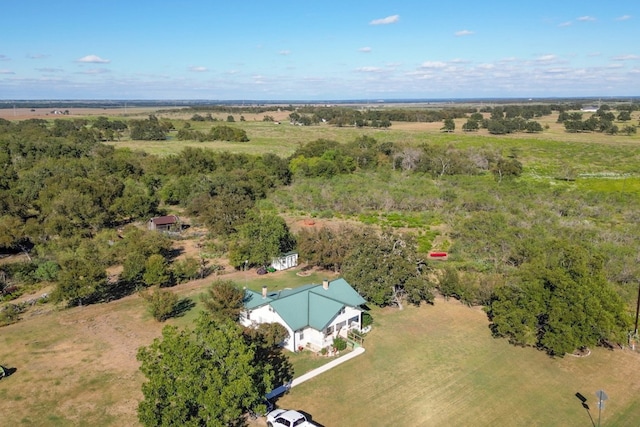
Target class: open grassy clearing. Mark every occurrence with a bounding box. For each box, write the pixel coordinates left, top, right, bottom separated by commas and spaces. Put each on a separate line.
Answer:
3, 277, 640, 426
277, 300, 640, 427
0, 266, 335, 426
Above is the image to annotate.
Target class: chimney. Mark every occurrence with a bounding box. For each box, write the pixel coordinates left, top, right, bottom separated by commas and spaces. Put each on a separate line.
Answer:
262, 286, 267, 299
322, 279, 329, 290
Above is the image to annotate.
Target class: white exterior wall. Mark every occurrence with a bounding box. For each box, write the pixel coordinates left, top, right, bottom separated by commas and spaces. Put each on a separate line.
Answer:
271, 253, 298, 271
241, 305, 296, 352
241, 304, 362, 353
310, 306, 363, 351
303, 327, 327, 351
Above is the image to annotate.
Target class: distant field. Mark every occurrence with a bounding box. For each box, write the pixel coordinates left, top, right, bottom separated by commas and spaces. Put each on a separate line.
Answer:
99, 106, 639, 159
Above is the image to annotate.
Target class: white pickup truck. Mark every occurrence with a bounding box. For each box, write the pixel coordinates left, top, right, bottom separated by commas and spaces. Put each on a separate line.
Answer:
266, 409, 314, 427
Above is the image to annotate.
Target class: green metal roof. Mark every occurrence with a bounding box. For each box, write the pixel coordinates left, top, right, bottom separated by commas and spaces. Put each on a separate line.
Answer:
243, 278, 366, 331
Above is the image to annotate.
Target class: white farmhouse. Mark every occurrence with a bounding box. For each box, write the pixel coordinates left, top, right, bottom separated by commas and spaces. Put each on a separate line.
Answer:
241, 278, 366, 352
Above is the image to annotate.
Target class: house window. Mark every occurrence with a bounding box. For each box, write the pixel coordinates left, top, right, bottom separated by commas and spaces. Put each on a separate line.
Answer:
298, 330, 304, 340
336, 321, 346, 330
326, 326, 334, 335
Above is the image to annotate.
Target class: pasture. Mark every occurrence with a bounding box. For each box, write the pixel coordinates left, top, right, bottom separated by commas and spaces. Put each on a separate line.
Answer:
3, 277, 640, 426
0, 267, 331, 426
278, 300, 640, 427
1, 104, 639, 426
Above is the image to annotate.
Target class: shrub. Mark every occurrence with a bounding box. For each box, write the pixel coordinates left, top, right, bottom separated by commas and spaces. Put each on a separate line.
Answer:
0, 303, 25, 327
34, 261, 60, 282
333, 337, 347, 351
172, 257, 200, 283
361, 312, 373, 328
141, 288, 178, 322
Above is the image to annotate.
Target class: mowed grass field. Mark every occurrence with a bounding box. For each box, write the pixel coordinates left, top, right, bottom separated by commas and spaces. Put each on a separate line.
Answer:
3, 281, 640, 426
278, 300, 640, 427
0, 268, 332, 426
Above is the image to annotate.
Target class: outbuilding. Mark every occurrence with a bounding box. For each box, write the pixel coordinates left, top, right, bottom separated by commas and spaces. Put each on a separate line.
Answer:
271, 251, 298, 271
148, 215, 180, 232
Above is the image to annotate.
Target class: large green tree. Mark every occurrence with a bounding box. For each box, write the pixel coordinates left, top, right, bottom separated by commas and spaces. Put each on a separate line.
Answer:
342, 228, 434, 308
137, 315, 274, 426
296, 225, 354, 272
229, 210, 295, 268
201, 279, 245, 322
52, 246, 107, 306
487, 240, 631, 355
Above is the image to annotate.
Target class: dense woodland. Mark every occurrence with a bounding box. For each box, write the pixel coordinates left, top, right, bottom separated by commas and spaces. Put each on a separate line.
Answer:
1, 103, 639, 362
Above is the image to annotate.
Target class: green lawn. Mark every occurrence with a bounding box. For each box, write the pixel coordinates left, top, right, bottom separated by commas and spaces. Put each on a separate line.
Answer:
2, 281, 639, 426
277, 300, 640, 427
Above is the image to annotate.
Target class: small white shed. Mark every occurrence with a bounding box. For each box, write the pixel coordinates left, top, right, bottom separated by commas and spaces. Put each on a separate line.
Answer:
271, 251, 298, 271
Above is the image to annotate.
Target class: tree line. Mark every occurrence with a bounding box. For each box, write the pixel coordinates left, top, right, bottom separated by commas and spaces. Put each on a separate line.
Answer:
1, 115, 636, 358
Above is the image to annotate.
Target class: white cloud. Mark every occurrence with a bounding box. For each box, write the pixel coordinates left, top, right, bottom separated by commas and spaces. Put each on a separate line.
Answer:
78, 68, 110, 75
535, 54, 557, 63
359, 47, 372, 53
28, 53, 49, 59
356, 66, 383, 73
188, 66, 208, 72
576, 16, 596, 22
370, 15, 399, 25
0, 54, 10, 61
76, 54, 110, 64
612, 54, 639, 61
0, 69, 14, 74
36, 68, 64, 73
278, 50, 291, 56
558, 21, 572, 27
616, 15, 632, 21
454, 30, 474, 37
477, 63, 495, 70
544, 68, 572, 74
420, 61, 447, 69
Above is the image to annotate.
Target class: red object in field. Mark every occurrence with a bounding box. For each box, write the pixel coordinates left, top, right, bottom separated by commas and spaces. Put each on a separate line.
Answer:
428, 252, 448, 259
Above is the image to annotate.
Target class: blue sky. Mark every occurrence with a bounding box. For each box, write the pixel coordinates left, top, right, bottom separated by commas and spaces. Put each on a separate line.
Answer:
1, 1, 638, 100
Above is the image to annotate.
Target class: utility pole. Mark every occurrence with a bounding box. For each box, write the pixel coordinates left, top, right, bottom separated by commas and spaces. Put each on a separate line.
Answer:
595, 390, 607, 427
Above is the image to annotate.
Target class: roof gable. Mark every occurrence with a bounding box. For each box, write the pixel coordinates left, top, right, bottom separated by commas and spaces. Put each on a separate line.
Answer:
308, 293, 344, 330
150, 215, 178, 225
309, 278, 367, 307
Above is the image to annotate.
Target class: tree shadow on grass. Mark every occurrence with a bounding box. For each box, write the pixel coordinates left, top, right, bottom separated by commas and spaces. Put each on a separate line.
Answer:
171, 298, 196, 318
101, 280, 138, 302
